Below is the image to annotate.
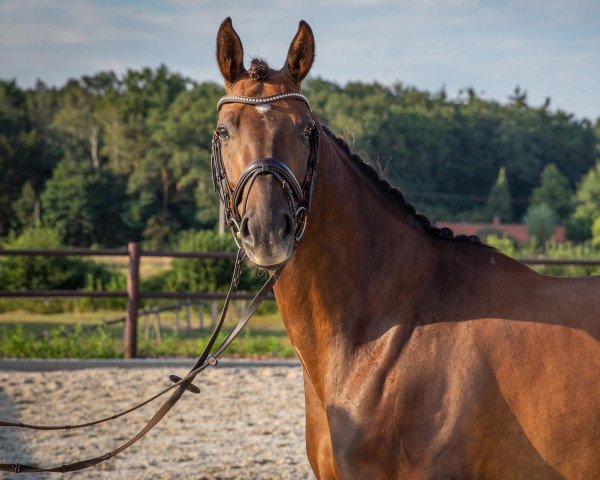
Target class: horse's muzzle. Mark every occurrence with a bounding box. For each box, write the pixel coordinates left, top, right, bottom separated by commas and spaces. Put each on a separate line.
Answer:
239, 202, 296, 268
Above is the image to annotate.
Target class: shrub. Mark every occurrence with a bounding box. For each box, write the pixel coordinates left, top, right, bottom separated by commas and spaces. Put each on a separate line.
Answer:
0, 227, 125, 311
592, 217, 600, 247
523, 203, 558, 247
148, 230, 263, 293
484, 234, 517, 257
538, 241, 600, 276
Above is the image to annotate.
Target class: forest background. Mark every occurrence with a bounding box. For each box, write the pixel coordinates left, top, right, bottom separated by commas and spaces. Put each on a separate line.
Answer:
2, 67, 599, 249
2, 67, 600, 356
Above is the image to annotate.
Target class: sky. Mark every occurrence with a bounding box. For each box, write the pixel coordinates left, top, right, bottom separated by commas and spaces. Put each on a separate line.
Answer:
1, 0, 599, 121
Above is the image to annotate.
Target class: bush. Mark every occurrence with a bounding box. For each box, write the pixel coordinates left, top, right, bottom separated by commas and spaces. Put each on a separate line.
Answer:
566, 216, 592, 242
0, 227, 125, 311
484, 234, 517, 257
485, 232, 600, 277
523, 203, 558, 247
538, 241, 600, 276
147, 230, 263, 293
592, 217, 600, 247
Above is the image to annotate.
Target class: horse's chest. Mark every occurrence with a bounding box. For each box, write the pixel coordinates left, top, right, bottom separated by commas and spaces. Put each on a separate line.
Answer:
318, 341, 484, 478
322, 377, 450, 478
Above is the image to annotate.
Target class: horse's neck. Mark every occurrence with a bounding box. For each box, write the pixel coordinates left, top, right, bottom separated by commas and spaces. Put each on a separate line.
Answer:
273, 131, 437, 398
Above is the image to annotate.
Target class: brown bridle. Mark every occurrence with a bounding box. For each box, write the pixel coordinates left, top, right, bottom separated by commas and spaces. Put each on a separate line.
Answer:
211, 92, 319, 246
0, 92, 319, 474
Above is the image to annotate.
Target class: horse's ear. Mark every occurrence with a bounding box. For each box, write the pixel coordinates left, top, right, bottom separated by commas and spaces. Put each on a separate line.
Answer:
216, 17, 246, 84
285, 20, 315, 84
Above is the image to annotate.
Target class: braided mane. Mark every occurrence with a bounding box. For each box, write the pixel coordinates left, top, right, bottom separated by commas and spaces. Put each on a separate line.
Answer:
322, 125, 485, 246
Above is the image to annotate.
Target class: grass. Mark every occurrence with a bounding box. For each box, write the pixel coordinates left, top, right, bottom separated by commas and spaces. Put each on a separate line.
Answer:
0, 309, 119, 325
0, 305, 293, 359
0, 324, 294, 359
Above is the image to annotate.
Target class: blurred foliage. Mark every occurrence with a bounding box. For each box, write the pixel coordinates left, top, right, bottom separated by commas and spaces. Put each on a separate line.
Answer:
573, 161, 600, 239
486, 166, 513, 222
143, 230, 264, 293
0, 324, 121, 358
0, 227, 125, 311
0, 324, 294, 358
0, 69, 598, 248
486, 234, 600, 276
524, 203, 559, 246
530, 163, 573, 221
592, 216, 600, 247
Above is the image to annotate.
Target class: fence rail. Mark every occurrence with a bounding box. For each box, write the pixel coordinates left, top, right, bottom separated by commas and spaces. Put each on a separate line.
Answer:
516, 258, 600, 266
0, 248, 237, 259
1, 244, 598, 357
0, 290, 268, 300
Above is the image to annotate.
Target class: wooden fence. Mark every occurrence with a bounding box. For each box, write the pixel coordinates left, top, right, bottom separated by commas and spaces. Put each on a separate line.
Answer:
0, 243, 598, 358
0, 242, 273, 358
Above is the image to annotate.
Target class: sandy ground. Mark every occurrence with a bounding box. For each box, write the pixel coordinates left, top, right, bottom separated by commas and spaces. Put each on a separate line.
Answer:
0, 363, 315, 479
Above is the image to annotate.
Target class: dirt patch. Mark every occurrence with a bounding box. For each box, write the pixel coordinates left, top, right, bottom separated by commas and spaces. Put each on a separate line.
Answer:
0, 365, 314, 479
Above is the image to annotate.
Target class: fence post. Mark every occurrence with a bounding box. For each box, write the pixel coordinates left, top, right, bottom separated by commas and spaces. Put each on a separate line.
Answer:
124, 242, 140, 358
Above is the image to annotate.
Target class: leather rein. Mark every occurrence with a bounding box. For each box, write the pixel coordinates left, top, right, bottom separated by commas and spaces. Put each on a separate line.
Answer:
0, 92, 318, 474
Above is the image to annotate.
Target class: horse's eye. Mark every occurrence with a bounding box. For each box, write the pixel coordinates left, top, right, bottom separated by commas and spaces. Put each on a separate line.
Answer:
216, 125, 230, 140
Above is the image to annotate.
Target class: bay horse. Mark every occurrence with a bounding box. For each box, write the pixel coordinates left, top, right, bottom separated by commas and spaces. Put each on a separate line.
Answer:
214, 18, 600, 479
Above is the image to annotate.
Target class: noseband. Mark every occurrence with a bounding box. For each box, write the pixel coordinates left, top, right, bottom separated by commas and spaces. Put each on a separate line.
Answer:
211, 92, 319, 248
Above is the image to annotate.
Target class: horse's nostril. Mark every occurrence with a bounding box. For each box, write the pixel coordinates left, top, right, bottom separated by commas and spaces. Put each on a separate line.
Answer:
283, 214, 293, 238
241, 217, 251, 238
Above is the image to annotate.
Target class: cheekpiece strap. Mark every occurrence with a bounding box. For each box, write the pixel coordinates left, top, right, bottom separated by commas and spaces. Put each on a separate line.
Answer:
217, 92, 311, 111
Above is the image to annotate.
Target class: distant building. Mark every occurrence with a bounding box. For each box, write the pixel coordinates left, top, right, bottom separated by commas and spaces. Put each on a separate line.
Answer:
436, 217, 566, 244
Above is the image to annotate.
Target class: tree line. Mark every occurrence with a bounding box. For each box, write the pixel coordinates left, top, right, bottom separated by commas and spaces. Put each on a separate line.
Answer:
1, 66, 599, 248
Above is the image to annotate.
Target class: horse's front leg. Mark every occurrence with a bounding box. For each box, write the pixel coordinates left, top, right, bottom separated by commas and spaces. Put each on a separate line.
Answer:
303, 372, 340, 480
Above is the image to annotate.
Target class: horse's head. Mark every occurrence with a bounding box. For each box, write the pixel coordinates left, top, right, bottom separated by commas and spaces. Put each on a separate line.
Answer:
213, 18, 317, 268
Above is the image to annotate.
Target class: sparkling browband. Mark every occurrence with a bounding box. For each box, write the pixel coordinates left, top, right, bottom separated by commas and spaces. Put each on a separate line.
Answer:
217, 92, 311, 111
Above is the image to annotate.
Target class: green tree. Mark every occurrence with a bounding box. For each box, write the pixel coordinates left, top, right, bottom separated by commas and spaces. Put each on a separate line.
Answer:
121, 66, 195, 245
530, 163, 573, 221
41, 156, 130, 246
592, 216, 600, 247
0, 80, 60, 235
486, 167, 513, 222
524, 203, 558, 247
2, 70, 599, 246
12, 182, 39, 229
0, 81, 31, 234
572, 162, 600, 239
53, 80, 103, 170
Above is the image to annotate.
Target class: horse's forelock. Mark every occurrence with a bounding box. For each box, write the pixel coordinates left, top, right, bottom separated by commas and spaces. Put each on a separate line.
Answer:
249, 58, 270, 81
